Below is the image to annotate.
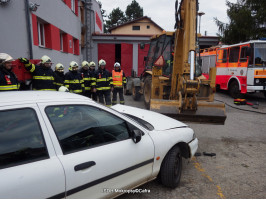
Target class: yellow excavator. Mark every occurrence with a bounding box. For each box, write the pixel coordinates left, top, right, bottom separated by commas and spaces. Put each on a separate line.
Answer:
131, 0, 226, 124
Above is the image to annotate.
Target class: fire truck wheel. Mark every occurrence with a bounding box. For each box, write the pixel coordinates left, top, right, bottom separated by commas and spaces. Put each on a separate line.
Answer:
229, 81, 242, 99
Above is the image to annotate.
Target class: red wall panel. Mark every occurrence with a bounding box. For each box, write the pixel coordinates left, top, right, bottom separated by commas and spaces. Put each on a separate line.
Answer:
73, 38, 79, 55
63, 34, 73, 54
121, 43, 133, 77
44, 24, 52, 49
75, 0, 78, 16
31, 14, 39, 46
98, 44, 115, 72
95, 12, 102, 31
65, 0, 71, 9
138, 44, 150, 76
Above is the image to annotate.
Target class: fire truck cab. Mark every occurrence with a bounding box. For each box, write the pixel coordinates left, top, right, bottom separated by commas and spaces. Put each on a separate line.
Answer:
200, 40, 266, 98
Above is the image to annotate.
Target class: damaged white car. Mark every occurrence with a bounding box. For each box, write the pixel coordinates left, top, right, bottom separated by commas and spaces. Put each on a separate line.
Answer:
0, 91, 198, 199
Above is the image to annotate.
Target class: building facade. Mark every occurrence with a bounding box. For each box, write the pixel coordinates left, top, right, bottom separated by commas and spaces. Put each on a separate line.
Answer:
0, 0, 103, 71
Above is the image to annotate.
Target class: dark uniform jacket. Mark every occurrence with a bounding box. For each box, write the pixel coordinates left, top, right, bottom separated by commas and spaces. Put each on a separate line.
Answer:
0, 67, 20, 91
79, 68, 95, 92
95, 68, 113, 91
25, 64, 57, 91
54, 71, 65, 89
64, 71, 85, 94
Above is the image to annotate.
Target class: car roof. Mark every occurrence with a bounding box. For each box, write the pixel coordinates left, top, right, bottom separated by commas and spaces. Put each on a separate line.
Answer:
0, 91, 92, 105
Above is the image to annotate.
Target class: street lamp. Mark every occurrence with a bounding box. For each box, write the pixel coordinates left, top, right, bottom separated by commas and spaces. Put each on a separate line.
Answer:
197, 11, 205, 35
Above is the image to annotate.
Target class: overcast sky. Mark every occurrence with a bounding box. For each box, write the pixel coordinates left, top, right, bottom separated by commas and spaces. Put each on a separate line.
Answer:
99, 0, 237, 36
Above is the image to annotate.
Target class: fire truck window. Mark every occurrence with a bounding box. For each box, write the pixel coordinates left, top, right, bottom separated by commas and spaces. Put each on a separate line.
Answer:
240, 47, 248, 62
217, 49, 227, 63
229, 47, 240, 63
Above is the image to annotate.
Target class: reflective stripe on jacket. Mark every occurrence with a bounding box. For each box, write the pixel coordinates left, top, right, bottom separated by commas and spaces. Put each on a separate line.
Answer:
64, 71, 84, 94
0, 67, 20, 91
95, 68, 113, 91
25, 63, 56, 91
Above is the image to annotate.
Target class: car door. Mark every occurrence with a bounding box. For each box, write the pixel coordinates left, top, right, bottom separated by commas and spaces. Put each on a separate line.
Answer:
38, 102, 155, 199
0, 104, 65, 199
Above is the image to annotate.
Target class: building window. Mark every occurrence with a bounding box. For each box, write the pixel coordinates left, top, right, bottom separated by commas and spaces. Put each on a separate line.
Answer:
71, 0, 75, 13
38, 21, 45, 47
147, 25, 150, 29
60, 32, 64, 51
132, 26, 140, 31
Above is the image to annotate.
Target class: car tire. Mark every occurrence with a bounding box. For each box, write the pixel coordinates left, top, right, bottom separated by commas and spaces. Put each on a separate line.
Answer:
160, 146, 182, 188
229, 80, 243, 99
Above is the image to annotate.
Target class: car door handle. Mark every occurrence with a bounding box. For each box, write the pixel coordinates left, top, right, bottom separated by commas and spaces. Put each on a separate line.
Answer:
74, 161, 96, 171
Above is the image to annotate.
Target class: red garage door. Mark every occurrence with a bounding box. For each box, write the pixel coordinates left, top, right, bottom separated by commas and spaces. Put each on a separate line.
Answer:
138, 44, 150, 76
121, 43, 133, 77
98, 43, 115, 72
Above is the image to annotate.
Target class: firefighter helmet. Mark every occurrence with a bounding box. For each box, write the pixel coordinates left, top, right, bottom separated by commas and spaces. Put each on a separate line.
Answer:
82, 61, 89, 68
69, 61, 78, 71
114, 62, 121, 68
0, 53, 14, 64
55, 63, 64, 72
41, 55, 52, 64
99, 59, 106, 66
58, 86, 69, 92
90, 61, 96, 67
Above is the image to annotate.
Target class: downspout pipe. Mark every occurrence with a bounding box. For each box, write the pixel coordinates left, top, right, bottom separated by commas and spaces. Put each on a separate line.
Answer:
25, 0, 33, 59
85, 0, 88, 61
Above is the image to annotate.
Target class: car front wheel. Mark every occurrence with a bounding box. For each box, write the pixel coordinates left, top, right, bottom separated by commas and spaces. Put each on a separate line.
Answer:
160, 146, 182, 188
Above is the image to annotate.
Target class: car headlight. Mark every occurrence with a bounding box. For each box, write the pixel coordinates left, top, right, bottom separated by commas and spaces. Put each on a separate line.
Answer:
255, 79, 260, 84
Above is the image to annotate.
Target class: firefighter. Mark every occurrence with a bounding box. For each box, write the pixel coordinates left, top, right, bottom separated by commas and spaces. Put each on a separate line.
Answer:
89, 61, 97, 101
0, 53, 20, 91
112, 62, 126, 105
19, 55, 57, 91
54, 63, 65, 90
95, 59, 113, 107
79, 61, 91, 98
64, 61, 85, 94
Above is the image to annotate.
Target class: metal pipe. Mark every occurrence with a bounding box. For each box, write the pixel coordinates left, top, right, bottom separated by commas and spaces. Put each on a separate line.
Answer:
85, 0, 88, 61
25, 0, 33, 59
190, 51, 195, 80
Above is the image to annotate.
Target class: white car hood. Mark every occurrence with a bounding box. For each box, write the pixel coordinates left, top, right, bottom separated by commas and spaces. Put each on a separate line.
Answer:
111, 104, 187, 131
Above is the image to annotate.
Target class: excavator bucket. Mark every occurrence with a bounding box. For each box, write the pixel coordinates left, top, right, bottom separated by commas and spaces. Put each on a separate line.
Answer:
150, 99, 226, 125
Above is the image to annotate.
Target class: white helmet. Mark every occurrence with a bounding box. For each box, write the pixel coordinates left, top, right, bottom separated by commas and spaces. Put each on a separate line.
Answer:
41, 55, 52, 64
0, 53, 14, 64
114, 62, 121, 68
90, 61, 96, 67
55, 63, 64, 71
82, 61, 89, 68
58, 86, 69, 92
69, 61, 78, 71
99, 59, 106, 66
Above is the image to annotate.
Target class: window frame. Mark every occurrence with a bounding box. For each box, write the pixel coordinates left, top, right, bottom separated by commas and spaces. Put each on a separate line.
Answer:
71, 0, 75, 13
45, 104, 134, 155
132, 25, 140, 31
37, 21, 45, 47
0, 107, 49, 170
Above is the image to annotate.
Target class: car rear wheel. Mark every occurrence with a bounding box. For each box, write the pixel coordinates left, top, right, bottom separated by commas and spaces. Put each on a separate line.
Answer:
160, 146, 182, 188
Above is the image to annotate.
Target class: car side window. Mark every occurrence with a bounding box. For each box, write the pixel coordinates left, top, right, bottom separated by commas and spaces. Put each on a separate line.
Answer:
0, 108, 49, 170
46, 105, 130, 154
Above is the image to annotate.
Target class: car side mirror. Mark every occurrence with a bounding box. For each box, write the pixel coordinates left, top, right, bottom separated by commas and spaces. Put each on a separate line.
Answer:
132, 129, 142, 143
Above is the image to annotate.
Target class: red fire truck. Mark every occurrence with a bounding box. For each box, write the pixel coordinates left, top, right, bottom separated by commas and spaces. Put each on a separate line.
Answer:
200, 40, 266, 98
